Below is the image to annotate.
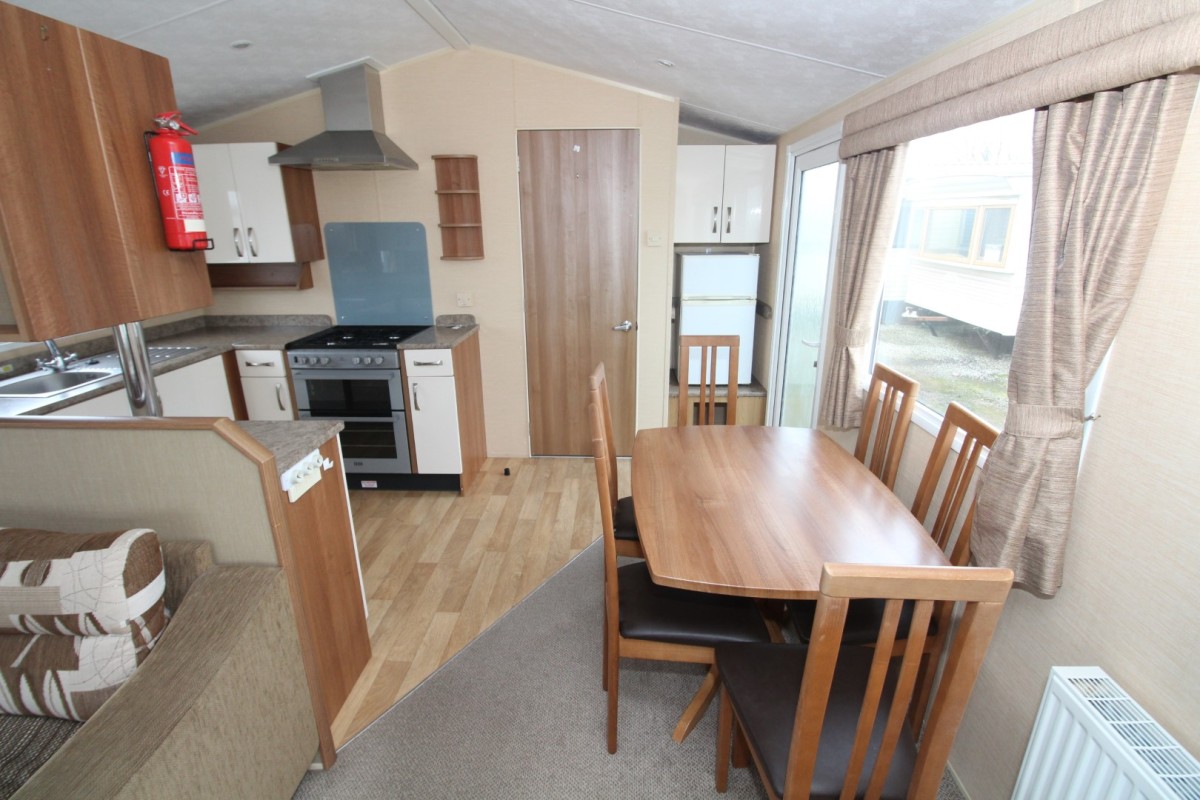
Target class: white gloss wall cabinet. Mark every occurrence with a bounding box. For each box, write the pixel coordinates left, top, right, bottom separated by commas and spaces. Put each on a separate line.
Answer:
674, 145, 776, 244
192, 143, 323, 289
193, 143, 294, 263
404, 349, 463, 475
236, 349, 294, 421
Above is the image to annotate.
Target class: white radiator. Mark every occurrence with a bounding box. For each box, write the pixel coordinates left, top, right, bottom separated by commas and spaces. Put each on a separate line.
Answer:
1013, 667, 1200, 800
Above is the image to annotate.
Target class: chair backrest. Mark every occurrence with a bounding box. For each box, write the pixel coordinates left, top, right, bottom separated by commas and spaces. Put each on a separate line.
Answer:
589, 363, 620, 512
588, 400, 620, 611
678, 334, 739, 426
784, 563, 1012, 800
911, 402, 999, 567
854, 363, 919, 489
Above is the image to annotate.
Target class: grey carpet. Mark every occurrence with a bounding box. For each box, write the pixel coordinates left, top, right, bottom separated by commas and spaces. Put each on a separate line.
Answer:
294, 541, 967, 799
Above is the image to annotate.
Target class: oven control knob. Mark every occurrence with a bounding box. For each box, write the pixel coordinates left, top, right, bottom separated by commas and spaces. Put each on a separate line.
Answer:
319, 357, 331, 365
352, 357, 361, 365
373, 357, 384, 365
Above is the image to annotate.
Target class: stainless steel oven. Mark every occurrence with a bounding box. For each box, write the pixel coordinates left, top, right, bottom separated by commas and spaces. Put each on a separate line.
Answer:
291, 360, 411, 474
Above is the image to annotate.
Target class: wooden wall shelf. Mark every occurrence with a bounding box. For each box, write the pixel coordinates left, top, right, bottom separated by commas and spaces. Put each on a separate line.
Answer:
433, 155, 483, 261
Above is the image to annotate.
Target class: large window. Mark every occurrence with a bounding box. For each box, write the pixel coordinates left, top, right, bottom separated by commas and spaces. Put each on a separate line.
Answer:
874, 111, 1035, 429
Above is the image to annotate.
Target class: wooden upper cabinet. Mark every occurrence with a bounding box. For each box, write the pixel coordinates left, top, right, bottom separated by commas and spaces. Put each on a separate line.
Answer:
0, 3, 211, 341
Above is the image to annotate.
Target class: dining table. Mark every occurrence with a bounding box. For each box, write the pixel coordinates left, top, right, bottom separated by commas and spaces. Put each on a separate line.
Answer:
631, 425, 950, 601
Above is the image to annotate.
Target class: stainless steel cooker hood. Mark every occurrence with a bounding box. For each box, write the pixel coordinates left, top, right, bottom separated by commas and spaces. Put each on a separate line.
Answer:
269, 63, 417, 171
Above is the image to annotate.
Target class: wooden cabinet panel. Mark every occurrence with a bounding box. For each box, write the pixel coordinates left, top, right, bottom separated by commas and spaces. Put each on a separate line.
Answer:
0, 4, 209, 341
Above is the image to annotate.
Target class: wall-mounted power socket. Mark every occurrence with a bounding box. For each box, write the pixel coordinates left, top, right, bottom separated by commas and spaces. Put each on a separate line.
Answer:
456, 292, 474, 307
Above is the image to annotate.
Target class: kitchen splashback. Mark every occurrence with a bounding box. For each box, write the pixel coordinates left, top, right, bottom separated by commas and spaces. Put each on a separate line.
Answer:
326, 222, 434, 326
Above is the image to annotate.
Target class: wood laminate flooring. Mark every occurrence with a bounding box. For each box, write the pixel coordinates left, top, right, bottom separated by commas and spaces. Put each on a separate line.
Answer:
331, 456, 623, 747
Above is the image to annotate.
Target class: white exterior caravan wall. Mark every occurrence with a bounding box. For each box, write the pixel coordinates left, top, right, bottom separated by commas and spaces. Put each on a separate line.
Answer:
772, 1, 1199, 798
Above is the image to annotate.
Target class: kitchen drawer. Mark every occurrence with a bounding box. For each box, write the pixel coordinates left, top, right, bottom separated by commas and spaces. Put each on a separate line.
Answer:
236, 349, 288, 378
404, 349, 454, 377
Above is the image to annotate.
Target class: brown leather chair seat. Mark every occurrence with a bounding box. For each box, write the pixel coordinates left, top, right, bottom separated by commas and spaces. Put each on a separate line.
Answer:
716, 642, 918, 800
613, 495, 638, 543
790, 598, 936, 646
617, 563, 770, 647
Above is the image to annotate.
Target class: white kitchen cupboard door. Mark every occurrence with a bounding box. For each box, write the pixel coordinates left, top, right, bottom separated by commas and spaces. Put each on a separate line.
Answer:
156, 356, 235, 417
407, 377, 462, 474
674, 144, 776, 244
228, 143, 294, 262
191, 144, 243, 263
722, 145, 776, 243
193, 143, 294, 264
674, 145, 726, 243
242, 377, 293, 420
47, 389, 133, 417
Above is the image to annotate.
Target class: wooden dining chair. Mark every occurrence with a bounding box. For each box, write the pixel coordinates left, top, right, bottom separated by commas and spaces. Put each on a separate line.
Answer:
791, 402, 999, 651
589, 363, 641, 558
854, 363, 920, 489
589, 400, 771, 753
678, 335, 739, 426
715, 563, 1013, 800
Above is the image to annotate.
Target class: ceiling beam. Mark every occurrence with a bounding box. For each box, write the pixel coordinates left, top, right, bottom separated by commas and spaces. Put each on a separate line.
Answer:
405, 0, 470, 50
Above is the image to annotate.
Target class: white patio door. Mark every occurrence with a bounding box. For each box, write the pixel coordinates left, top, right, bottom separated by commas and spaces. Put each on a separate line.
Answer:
772, 141, 842, 427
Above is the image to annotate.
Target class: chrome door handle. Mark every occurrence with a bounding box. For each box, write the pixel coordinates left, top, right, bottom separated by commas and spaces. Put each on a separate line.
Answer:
413, 360, 444, 367
243, 361, 276, 368
274, 383, 286, 411
612, 320, 633, 332
412, 382, 421, 412
233, 228, 244, 258
247, 227, 258, 257
726, 206, 733, 234
711, 206, 719, 234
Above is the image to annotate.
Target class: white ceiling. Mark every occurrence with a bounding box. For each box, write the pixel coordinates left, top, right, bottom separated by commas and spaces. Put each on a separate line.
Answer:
10, 0, 1036, 141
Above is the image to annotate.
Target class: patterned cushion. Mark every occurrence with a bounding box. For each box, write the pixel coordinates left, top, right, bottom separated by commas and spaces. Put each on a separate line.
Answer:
0, 528, 167, 721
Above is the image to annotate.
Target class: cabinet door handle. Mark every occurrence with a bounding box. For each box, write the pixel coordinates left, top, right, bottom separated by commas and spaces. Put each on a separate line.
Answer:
243, 361, 275, 368
275, 383, 286, 411
233, 228, 245, 258
726, 206, 733, 234
247, 227, 258, 257
711, 206, 719, 234
412, 382, 421, 412
413, 360, 444, 367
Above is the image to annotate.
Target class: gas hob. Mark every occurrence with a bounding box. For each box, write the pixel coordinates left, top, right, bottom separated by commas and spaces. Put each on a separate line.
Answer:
285, 325, 431, 369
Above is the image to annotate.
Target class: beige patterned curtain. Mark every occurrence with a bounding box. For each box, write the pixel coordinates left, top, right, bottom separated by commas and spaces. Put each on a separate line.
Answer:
818, 145, 906, 428
972, 74, 1198, 596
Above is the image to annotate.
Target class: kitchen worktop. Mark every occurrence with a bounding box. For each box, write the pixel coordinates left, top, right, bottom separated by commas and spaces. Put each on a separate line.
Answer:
0, 315, 479, 416
236, 419, 345, 477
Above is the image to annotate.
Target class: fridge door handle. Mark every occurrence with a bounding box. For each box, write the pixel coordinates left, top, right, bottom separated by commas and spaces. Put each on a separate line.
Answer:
612, 320, 633, 332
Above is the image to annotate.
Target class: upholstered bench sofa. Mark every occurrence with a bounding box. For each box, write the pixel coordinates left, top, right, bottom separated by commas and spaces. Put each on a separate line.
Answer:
0, 539, 318, 800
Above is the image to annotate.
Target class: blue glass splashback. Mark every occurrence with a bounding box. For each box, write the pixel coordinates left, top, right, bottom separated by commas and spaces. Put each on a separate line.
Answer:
326, 222, 434, 326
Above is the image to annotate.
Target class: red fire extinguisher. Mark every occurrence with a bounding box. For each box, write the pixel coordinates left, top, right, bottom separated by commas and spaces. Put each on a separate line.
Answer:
147, 111, 212, 251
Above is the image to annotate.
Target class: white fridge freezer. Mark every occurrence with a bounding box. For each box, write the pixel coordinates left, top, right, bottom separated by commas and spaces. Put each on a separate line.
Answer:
677, 253, 759, 385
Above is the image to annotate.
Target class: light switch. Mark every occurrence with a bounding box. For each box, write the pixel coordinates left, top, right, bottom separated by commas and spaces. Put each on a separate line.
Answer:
646, 231, 665, 247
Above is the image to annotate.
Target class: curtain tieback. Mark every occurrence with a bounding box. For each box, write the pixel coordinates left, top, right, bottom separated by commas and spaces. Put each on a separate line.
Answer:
1003, 403, 1083, 439
833, 325, 869, 348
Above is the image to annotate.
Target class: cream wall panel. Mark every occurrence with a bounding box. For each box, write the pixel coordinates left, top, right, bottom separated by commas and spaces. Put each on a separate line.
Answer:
196, 49, 677, 456
0, 428, 278, 565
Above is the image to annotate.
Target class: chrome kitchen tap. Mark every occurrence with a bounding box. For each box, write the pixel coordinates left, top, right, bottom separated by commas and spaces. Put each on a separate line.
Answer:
37, 339, 78, 372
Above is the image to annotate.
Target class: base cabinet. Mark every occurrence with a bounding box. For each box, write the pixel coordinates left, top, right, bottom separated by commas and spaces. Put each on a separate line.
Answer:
401, 332, 487, 493
157, 356, 235, 417
235, 349, 294, 420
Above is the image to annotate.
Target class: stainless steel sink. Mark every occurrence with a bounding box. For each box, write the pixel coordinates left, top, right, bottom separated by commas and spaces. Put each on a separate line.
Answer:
0, 369, 119, 398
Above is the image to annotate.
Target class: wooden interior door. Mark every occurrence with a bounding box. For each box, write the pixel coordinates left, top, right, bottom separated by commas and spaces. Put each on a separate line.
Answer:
519, 129, 639, 456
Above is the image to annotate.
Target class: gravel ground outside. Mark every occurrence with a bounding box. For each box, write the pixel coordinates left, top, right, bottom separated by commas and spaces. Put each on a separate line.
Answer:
874, 317, 1012, 429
